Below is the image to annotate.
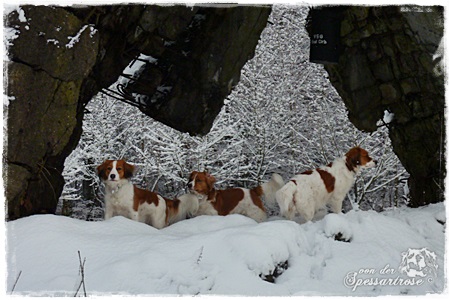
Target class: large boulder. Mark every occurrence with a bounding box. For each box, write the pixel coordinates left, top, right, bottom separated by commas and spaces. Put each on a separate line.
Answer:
124, 6, 272, 135
322, 6, 444, 207
5, 6, 99, 219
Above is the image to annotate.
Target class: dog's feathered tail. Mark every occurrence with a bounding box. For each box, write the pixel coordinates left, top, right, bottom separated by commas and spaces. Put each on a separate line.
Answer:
262, 173, 285, 205
167, 194, 199, 225
252, 173, 284, 207
275, 180, 297, 220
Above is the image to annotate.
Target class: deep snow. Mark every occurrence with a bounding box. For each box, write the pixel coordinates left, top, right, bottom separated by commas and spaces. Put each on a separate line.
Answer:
5, 203, 447, 296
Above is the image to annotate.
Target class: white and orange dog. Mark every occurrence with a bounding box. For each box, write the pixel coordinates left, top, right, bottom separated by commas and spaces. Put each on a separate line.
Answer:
276, 147, 376, 222
187, 171, 284, 222
97, 159, 198, 228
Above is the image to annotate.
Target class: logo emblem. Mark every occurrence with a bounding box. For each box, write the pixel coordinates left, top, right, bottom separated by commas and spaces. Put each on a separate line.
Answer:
343, 247, 439, 291
398, 248, 438, 279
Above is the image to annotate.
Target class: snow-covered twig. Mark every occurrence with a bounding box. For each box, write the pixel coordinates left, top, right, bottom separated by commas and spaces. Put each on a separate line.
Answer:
74, 251, 87, 297
196, 246, 204, 265
9, 270, 22, 295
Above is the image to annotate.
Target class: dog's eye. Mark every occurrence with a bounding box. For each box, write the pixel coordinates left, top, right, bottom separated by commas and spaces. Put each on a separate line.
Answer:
117, 167, 122, 171
107, 167, 112, 171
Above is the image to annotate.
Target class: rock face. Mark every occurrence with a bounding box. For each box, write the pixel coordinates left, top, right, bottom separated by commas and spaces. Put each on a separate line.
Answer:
4, 5, 271, 220
6, 6, 99, 219
124, 6, 272, 135
322, 6, 445, 207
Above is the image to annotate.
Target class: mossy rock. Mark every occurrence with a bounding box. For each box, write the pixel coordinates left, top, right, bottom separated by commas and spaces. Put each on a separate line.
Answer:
6, 63, 81, 166
8, 6, 99, 81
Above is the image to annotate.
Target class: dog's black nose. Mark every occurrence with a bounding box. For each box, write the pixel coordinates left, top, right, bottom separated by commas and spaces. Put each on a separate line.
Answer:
110, 174, 116, 180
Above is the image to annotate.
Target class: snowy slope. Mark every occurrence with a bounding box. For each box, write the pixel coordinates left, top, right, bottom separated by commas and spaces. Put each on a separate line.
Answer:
6, 203, 446, 296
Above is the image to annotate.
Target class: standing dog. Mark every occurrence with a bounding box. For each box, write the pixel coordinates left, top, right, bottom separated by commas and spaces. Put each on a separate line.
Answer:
276, 147, 376, 222
97, 159, 198, 228
187, 171, 284, 222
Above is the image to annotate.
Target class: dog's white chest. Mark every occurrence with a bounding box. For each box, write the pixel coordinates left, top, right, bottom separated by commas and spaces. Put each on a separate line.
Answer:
106, 184, 134, 207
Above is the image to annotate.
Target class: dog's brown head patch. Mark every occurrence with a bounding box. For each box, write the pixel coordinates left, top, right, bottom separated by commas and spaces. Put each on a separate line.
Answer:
97, 159, 135, 180
345, 147, 376, 172
188, 171, 216, 195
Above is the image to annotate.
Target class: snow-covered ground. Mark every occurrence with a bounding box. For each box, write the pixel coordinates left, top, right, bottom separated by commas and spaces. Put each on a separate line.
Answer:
6, 203, 446, 296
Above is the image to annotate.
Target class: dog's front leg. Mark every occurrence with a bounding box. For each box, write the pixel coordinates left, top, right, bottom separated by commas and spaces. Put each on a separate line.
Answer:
104, 202, 114, 220
329, 197, 343, 214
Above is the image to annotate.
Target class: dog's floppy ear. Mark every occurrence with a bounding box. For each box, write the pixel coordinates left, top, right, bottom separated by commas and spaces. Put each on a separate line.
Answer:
123, 161, 135, 178
345, 147, 362, 171
352, 147, 362, 166
189, 171, 198, 181
351, 153, 361, 167
97, 160, 110, 179
206, 173, 216, 188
